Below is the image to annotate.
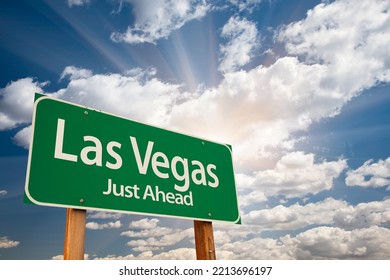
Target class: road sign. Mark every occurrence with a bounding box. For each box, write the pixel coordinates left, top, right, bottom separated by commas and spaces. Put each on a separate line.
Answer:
25, 94, 240, 223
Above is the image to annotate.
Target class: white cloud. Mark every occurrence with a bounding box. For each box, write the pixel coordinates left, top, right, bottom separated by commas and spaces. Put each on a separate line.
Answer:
66, 0, 90, 8
238, 190, 267, 208
219, 16, 259, 73
213, 230, 233, 246
122, 218, 194, 252
333, 199, 390, 229
0, 78, 46, 130
345, 157, 390, 190
235, 173, 256, 191
129, 218, 160, 229
53, 69, 183, 127
12, 125, 31, 149
60, 66, 92, 81
219, 236, 293, 259
86, 221, 122, 230
288, 226, 390, 259
111, 0, 209, 44
126, 228, 193, 252
0, 190, 7, 197
244, 197, 348, 228
243, 152, 347, 198
278, 0, 390, 89
0, 236, 20, 248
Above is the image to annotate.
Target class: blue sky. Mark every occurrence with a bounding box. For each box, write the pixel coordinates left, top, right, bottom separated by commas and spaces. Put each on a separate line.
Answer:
1, 0, 390, 259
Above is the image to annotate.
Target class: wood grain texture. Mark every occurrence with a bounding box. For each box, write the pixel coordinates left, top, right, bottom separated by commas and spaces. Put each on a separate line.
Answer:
64, 208, 86, 260
194, 220, 216, 260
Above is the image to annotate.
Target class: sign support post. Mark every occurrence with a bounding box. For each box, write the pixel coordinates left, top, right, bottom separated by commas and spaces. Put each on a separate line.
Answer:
64, 208, 86, 260
194, 220, 216, 260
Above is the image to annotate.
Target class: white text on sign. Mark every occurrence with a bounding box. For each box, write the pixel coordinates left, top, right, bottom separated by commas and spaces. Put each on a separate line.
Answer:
53, 118, 219, 193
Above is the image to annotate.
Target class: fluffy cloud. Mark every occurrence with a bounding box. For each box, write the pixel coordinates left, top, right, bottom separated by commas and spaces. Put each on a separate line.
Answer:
244, 198, 348, 228
54, 68, 183, 127
0, 236, 20, 248
345, 157, 390, 190
86, 221, 122, 230
60, 66, 92, 81
278, 0, 390, 89
126, 228, 193, 252
242, 152, 347, 198
129, 218, 160, 229
216, 225, 390, 259
219, 236, 293, 259
288, 226, 390, 259
238, 190, 267, 208
121, 218, 194, 252
333, 199, 390, 229
219, 16, 259, 73
12, 125, 31, 149
0, 78, 46, 130
111, 0, 209, 44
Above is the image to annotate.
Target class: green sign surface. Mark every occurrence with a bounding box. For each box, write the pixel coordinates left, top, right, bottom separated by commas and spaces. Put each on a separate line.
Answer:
25, 94, 240, 223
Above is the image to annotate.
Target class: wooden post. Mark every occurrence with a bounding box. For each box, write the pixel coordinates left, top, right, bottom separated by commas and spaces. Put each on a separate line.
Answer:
64, 208, 86, 260
194, 220, 216, 260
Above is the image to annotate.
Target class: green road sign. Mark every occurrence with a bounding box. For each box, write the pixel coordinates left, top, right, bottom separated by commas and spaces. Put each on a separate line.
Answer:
25, 94, 240, 223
